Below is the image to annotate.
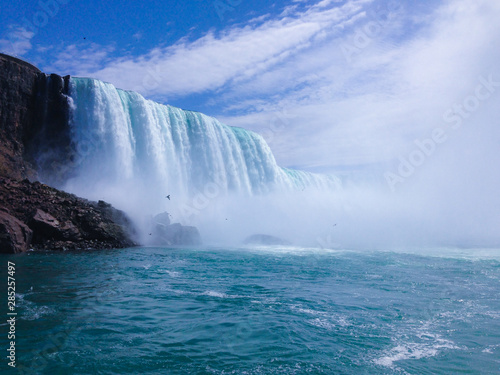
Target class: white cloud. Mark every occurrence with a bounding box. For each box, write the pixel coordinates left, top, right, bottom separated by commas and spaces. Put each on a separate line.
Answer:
218, 0, 500, 174
44, 0, 500, 177
50, 0, 368, 99
45, 44, 115, 76
0, 26, 35, 56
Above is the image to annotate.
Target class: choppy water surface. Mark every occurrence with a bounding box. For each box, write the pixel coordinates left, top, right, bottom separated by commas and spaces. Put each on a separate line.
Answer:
2, 246, 500, 374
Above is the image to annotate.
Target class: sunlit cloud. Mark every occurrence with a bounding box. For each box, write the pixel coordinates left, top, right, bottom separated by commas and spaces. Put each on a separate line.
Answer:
48, 43, 115, 75
0, 26, 35, 56
47, 0, 369, 97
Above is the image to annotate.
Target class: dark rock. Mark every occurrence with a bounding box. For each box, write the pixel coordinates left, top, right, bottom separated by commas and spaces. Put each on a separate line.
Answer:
0, 53, 74, 184
243, 234, 292, 246
30, 209, 60, 237
59, 221, 81, 241
29, 208, 81, 242
150, 221, 202, 246
0, 177, 136, 251
0, 211, 33, 253
0, 53, 40, 180
25, 73, 73, 186
97, 200, 111, 208
90, 200, 137, 242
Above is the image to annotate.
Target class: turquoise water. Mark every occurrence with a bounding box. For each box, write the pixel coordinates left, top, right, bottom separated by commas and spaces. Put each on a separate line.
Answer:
2, 247, 500, 374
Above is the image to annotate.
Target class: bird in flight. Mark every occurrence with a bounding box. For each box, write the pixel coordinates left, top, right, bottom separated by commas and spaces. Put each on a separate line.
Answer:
166, 195, 170, 200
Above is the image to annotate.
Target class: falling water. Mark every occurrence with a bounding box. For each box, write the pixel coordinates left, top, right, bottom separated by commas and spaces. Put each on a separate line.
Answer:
59, 77, 339, 244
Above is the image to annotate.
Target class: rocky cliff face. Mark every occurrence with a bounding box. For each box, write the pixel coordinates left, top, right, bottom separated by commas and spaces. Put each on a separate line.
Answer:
0, 53, 40, 180
0, 53, 137, 253
26, 73, 74, 186
0, 53, 73, 182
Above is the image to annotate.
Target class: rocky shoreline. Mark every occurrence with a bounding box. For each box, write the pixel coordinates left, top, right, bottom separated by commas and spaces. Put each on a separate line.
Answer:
0, 177, 136, 253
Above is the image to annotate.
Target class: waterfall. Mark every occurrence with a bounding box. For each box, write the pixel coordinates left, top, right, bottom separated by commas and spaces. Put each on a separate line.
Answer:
64, 77, 338, 195
58, 77, 340, 243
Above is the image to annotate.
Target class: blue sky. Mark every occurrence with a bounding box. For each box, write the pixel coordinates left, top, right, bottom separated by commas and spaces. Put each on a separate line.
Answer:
1, 0, 500, 183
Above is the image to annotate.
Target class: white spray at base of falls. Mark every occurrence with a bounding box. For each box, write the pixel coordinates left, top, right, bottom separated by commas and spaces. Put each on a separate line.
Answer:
61, 77, 340, 245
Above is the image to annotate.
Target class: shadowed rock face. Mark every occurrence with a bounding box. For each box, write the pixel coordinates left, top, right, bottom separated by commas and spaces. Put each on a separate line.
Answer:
30, 208, 82, 242
0, 211, 32, 254
0, 54, 73, 182
25, 73, 73, 186
0, 53, 40, 180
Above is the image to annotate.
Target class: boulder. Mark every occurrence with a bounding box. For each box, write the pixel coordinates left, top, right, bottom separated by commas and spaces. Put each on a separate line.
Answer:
30, 208, 60, 237
59, 221, 82, 241
29, 208, 81, 241
0, 211, 32, 253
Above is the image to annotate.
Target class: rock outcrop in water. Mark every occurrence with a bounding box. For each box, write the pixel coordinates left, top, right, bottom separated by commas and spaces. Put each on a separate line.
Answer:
149, 212, 202, 246
0, 53, 137, 253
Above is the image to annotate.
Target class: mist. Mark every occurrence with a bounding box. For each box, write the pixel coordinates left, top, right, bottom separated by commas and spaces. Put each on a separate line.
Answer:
61, 107, 500, 250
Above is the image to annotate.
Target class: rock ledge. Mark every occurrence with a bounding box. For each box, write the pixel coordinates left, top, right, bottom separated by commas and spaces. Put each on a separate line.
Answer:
0, 178, 136, 253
